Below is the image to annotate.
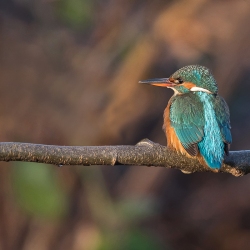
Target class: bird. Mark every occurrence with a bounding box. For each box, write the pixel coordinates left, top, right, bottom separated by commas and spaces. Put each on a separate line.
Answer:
139, 65, 232, 169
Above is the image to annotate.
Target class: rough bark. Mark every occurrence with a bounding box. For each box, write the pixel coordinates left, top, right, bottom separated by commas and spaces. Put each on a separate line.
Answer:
0, 139, 248, 177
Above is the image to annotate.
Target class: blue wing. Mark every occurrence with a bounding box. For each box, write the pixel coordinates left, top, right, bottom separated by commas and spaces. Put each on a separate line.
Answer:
170, 93, 205, 156
212, 95, 232, 154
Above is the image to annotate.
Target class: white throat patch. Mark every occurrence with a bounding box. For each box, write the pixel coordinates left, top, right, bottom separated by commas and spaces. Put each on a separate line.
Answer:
168, 87, 179, 96
190, 87, 212, 94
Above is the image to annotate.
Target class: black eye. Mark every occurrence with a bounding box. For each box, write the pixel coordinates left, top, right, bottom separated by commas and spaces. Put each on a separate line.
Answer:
175, 77, 183, 84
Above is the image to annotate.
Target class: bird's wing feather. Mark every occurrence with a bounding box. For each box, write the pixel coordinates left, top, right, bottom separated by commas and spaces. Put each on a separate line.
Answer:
170, 94, 205, 156
212, 95, 232, 154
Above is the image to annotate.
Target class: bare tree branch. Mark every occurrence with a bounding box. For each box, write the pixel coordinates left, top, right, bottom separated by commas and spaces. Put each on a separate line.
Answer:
0, 139, 249, 177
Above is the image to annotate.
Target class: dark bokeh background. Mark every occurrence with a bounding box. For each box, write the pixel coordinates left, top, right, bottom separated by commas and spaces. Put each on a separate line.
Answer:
1, 0, 250, 249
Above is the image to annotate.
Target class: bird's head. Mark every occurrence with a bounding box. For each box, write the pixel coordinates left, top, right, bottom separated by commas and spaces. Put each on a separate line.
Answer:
140, 65, 218, 95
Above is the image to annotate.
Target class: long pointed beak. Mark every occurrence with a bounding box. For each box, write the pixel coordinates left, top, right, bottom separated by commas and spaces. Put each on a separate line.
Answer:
139, 78, 176, 87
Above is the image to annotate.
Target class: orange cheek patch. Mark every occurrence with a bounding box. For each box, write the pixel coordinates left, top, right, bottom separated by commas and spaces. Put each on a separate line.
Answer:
181, 82, 196, 89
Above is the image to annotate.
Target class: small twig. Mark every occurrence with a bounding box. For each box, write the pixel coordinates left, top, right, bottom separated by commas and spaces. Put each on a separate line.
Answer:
0, 139, 249, 177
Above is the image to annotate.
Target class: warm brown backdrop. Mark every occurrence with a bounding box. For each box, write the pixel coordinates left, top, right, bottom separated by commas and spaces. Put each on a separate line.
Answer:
0, 0, 250, 249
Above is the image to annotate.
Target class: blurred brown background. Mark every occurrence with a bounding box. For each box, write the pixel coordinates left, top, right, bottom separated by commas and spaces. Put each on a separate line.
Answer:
0, 0, 250, 249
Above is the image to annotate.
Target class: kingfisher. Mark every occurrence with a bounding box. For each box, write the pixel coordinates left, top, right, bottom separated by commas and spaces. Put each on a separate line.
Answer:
139, 65, 232, 169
